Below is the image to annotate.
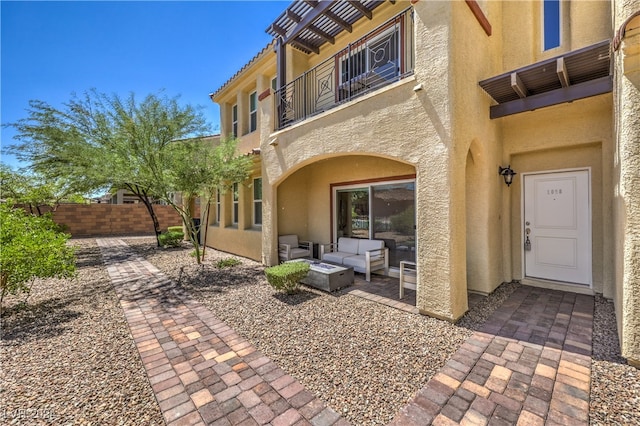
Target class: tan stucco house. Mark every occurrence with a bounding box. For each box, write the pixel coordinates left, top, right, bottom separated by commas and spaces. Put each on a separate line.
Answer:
205, 0, 640, 366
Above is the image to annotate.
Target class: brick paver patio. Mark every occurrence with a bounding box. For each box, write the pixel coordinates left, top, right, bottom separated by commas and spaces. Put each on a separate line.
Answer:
99, 238, 594, 425
390, 286, 593, 425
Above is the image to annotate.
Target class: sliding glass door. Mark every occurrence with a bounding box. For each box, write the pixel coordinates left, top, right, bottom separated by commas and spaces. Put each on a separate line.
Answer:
334, 180, 415, 268
372, 182, 415, 267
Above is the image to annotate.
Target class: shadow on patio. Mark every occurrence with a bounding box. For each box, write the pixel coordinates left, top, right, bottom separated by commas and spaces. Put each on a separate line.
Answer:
342, 273, 487, 316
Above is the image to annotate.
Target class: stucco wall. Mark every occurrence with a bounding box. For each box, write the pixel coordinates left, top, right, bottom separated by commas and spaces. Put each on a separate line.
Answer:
451, 1, 504, 295
203, 167, 263, 262
613, 0, 640, 365
501, 0, 611, 69
277, 156, 415, 247
501, 95, 614, 296
260, 0, 468, 321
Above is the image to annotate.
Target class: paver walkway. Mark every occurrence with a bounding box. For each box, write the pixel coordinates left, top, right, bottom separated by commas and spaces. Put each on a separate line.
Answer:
97, 238, 347, 426
391, 286, 594, 425
99, 238, 595, 426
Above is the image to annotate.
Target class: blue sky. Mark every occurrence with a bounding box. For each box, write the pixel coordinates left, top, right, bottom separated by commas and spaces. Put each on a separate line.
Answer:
1, 0, 288, 169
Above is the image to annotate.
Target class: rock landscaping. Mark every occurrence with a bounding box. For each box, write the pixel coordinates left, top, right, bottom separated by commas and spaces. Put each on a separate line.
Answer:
1, 237, 638, 425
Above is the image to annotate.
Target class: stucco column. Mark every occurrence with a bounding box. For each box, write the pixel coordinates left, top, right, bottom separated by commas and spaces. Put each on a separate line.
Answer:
259, 82, 278, 266
412, 0, 468, 321
614, 1, 640, 366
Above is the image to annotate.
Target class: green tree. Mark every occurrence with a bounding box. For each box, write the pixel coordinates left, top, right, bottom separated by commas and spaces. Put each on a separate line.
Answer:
6, 89, 211, 246
158, 136, 253, 263
0, 165, 86, 215
0, 205, 76, 310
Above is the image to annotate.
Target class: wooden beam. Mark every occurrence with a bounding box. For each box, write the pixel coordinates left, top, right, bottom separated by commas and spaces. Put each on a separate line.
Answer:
325, 10, 352, 33
308, 24, 335, 44
283, 0, 334, 45
465, 0, 492, 36
286, 9, 302, 23
490, 76, 612, 119
510, 72, 528, 98
268, 23, 287, 37
291, 38, 320, 55
289, 9, 334, 44
557, 57, 570, 87
276, 38, 286, 90
348, 1, 373, 19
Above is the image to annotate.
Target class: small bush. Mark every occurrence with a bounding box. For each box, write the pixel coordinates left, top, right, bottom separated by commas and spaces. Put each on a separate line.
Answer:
167, 226, 183, 233
265, 262, 310, 294
158, 231, 184, 248
216, 258, 241, 268
0, 205, 76, 308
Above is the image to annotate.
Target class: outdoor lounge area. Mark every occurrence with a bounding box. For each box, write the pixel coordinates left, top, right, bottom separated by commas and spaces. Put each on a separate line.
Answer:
320, 237, 389, 282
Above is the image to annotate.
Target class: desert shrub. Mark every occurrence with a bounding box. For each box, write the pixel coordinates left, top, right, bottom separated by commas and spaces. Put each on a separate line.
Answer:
0, 205, 76, 308
167, 226, 183, 233
158, 231, 183, 248
216, 258, 241, 269
264, 262, 310, 294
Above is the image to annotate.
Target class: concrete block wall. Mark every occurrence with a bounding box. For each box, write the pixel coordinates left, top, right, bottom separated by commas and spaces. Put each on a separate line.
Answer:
31, 204, 182, 237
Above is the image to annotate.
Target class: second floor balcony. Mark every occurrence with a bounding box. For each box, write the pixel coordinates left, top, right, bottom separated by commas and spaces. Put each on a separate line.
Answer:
274, 8, 414, 131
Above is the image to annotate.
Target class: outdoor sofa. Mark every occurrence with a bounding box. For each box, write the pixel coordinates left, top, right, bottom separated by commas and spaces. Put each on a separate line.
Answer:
320, 237, 389, 282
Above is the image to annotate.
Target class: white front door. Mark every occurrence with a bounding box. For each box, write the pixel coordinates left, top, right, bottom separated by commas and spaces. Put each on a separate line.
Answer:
523, 170, 592, 286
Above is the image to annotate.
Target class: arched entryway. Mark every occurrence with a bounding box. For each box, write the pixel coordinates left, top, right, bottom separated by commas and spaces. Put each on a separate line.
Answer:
274, 154, 416, 272
465, 140, 501, 295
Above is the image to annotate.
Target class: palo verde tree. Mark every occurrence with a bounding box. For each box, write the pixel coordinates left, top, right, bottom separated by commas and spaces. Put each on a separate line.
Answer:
158, 136, 253, 263
6, 89, 211, 246
0, 165, 85, 215
0, 204, 76, 311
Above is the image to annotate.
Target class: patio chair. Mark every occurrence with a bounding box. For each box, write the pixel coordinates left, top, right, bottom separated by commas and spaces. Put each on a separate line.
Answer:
399, 260, 416, 298
278, 235, 312, 263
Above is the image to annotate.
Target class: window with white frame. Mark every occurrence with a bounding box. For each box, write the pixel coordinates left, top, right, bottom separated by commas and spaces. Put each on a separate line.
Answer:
232, 104, 238, 137
249, 92, 257, 133
232, 183, 239, 225
253, 178, 262, 226
215, 189, 221, 225
542, 0, 561, 51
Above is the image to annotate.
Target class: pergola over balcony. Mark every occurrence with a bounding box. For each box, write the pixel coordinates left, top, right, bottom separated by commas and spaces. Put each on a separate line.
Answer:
266, 0, 391, 55
269, 4, 414, 130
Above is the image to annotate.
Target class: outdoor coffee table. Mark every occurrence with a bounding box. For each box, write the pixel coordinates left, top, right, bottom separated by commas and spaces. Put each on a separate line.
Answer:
290, 259, 354, 292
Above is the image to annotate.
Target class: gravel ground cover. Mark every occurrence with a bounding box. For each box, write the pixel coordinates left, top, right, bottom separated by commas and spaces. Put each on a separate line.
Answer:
0, 239, 163, 425
127, 238, 518, 425
3, 237, 638, 425
590, 294, 640, 425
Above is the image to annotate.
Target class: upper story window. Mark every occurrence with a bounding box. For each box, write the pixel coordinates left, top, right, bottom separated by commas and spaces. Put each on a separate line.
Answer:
232, 104, 238, 137
253, 178, 262, 226
232, 183, 239, 225
543, 0, 561, 51
249, 92, 257, 133
216, 189, 221, 224
212, 189, 220, 225
271, 77, 277, 91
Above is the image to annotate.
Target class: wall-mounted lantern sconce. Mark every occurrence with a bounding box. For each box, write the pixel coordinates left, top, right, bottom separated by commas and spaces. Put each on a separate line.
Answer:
499, 165, 517, 187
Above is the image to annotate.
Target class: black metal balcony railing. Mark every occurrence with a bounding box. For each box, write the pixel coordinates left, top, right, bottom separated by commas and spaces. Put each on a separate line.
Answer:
275, 8, 414, 131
